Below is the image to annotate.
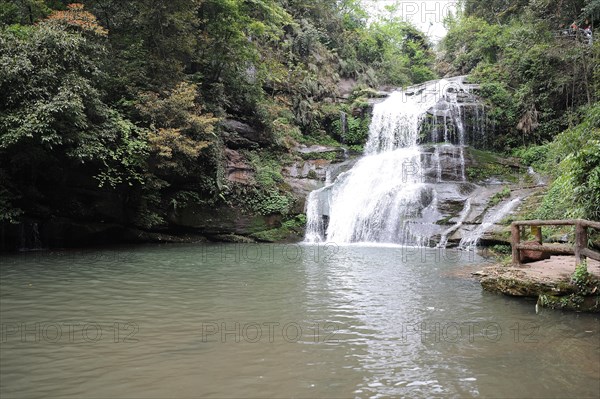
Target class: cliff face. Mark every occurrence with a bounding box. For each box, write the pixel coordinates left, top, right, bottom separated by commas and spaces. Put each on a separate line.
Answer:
0, 82, 543, 251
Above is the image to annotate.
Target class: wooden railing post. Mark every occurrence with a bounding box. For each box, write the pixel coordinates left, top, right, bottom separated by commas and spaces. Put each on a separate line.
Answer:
532, 225, 542, 245
575, 220, 588, 266
511, 223, 521, 265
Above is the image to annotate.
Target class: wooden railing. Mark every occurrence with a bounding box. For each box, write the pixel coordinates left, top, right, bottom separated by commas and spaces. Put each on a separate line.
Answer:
511, 219, 600, 266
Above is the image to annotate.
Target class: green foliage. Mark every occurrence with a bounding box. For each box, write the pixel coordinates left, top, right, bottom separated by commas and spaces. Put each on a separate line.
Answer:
464, 0, 586, 26
332, 114, 370, 145
540, 261, 600, 312
251, 214, 306, 242
284, 213, 307, 228
245, 189, 293, 216
513, 145, 549, 169
490, 244, 512, 255
300, 151, 340, 162
440, 16, 503, 75
488, 187, 512, 207
571, 261, 595, 294
0, 0, 50, 25
224, 151, 295, 217
443, 2, 600, 223
441, 7, 595, 150
0, 187, 22, 223
466, 149, 517, 182
0, 21, 148, 223
535, 103, 600, 220
136, 82, 219, 176
245, 152, 284, 187
364, 18, 436, 85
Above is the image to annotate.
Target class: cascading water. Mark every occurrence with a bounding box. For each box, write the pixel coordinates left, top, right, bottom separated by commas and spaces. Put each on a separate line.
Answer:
305, 189, 327, 243
452, 104, 467, 181
438, 199, 471, 248
458, 198, 521, 250
432, 147, 442, 182
305, 77, 489, 246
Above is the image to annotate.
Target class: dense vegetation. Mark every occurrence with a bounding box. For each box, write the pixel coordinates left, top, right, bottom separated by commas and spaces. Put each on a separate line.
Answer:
0, 0, 435, 243
439, 0, 600, 221
2, 0, 598, 249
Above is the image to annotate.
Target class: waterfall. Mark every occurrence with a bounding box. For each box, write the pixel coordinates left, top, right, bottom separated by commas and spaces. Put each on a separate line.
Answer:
339, 111, 347, 139
433, 147, 442, 182
304, 187, 329, 243
305, 81, 444, 245
458, 198, 521, 250
438, 199, 471, 248
528, 167, 546, 186
304, 77, 486, 246
451, 104, 466, 181
478, 105, 487, 147
432, 112, 439, 143
442, 113, 449, 142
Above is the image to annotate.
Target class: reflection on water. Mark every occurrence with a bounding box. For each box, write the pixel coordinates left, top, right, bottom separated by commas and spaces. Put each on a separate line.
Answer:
1, 244, 599, 398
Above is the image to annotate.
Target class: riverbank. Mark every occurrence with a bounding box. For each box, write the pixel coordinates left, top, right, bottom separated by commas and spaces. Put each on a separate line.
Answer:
475, 256, 600, 312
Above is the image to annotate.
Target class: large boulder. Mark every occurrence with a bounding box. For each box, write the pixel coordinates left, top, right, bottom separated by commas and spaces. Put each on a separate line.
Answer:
520, 240, 552, 263
221, 119, 268, 148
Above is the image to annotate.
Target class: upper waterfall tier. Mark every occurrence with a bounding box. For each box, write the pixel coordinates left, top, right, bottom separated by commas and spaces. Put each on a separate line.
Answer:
365, 81, 443, 154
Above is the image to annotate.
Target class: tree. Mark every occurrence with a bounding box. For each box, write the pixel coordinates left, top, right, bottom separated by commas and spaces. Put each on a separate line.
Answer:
0, 10, 146, 222
0, 0, 50, 25
136, 82, 219, 176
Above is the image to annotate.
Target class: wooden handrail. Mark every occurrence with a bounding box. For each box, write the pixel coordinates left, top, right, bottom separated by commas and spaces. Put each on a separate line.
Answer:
511, 219, 600, 269
512, 219, 600, 229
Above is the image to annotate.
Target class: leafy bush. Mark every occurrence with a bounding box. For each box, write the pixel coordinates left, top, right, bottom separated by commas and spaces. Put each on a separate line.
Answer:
246, 189, 293, 216
513, 145, 549, 168
332, 114, 370, 145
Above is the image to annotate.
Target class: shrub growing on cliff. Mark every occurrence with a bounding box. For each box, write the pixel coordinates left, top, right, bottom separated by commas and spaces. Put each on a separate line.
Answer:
535, 104, 600, 221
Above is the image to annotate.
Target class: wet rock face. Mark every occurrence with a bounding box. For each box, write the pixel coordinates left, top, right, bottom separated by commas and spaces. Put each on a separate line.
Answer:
282, 146, 356, 214
284, 159, 330, 181
421, 145, 473, 183
225, 149, 254, 184
282, 159, 330, 214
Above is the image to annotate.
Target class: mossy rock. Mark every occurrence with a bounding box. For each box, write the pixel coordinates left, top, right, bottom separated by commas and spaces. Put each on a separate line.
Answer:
538, 294, 600, 313
480, 275, 576, 297
466, 148, 522, 183
299, 151, 344, 162
211, 234, 256, 243
168, 204, 282, 236
251, 226, 303, 243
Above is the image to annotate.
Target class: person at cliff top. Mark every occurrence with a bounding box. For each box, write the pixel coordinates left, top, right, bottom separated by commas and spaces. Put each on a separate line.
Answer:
579, 19, 593, 43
